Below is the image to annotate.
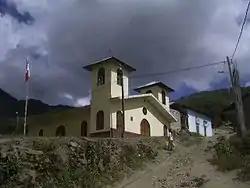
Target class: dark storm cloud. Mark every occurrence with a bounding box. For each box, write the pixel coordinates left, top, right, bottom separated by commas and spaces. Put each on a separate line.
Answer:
47, 0, 221, 93
0, 0, 34, 24
0, 0, 248, 106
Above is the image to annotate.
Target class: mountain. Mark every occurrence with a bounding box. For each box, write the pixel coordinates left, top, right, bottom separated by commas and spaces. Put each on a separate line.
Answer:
0, 89, 72, 117
0, 89, 19, 118
16, 99, 72, 117
176, 86, 250, 126
1, 86, 249, 134
0, 89, 72, 134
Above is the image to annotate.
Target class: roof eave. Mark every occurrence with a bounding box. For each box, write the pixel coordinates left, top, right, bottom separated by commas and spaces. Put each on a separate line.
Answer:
111, 94, 177, 122
82, 56, 136, 72
111, 57, 136, 72
82, 65, 93, 71
133, 88, 141, 93
147, 95, 177, 122
133, 82, 175, 93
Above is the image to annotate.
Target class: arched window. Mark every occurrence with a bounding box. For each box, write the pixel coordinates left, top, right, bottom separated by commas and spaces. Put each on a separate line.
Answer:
81, 121, 88, 136
97, 67, 105, 85
56, 125, 66, 137
146, 90, 152, 94
162, 90, 166, 105
39, 129, 44, 136
117, 68, 123, 86
96, 110, 104, 130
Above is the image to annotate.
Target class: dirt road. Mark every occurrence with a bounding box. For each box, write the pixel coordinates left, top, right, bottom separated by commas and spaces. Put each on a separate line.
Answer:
114, 136, 250, 188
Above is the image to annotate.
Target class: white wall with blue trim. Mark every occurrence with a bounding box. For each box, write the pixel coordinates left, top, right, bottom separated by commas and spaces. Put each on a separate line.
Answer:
187, 109, 213, 137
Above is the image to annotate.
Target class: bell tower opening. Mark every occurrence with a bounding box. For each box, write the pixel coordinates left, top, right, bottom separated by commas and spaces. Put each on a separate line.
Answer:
83, 56, 136, 99
97, 67, 105, 85
133, 81, 174, 109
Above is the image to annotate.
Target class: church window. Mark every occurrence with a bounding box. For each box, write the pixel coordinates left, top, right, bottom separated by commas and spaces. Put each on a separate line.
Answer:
97, 67, 105, 85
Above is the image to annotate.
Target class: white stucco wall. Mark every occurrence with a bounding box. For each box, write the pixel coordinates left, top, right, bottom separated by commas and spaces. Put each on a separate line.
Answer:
110, 64, 129, 98
187, 110, 213, 137
137, 86, 170, 110
89, 59, 132, 134
89, 59, 132, 133
90, 63, 112, 134
28, 107, 91, 137
110, 98, 170, 136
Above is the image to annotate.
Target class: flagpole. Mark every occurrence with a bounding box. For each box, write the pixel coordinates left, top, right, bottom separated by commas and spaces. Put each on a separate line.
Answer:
24, 81, 29, 136
23, 57, 30, 136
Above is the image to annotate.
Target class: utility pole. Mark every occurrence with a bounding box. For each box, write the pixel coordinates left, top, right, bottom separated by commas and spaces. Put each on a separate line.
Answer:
110, 121, 113, 138
226, 56, 246, 136
120, 67, 125, 138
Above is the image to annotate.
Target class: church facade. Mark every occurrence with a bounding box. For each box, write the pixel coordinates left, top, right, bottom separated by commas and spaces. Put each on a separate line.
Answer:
28, 57, 177, 138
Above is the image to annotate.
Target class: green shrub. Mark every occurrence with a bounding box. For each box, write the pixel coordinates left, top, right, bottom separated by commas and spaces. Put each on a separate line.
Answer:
0, 138, 160, 187
0, 153, 20, 185
121, 144, 141, 169
214, 136, 233, 156
238, 155, 250, 181
210, 136, 242, 171
209, 153, 242, 171
137, 140, 158, 160
211, 135, 250, 181
178, 131, 202, 147
189, 132, 202, 137
32, 139, 56, 152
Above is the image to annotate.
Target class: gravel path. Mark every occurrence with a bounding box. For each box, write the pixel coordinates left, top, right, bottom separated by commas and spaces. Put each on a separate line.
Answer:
114, 136, 250, 188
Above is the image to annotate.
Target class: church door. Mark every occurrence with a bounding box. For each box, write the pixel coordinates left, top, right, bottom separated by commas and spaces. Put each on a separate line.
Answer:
140, 119, 150, 136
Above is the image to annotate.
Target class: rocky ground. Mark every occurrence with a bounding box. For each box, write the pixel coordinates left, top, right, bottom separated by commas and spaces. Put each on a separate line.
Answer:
0, 136, 163, 188
0, 128, 249, 188
114, 129, 250, 188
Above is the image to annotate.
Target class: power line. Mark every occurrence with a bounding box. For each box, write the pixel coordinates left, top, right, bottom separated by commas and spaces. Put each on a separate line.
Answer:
87, 60, 226, 95
55, 59, 228, 106
52, 59, 227, 100
131, 60, 225, 79
232, 0, 250, 59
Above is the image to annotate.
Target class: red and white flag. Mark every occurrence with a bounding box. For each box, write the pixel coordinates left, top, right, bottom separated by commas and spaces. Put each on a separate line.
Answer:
25, 57, 30, 82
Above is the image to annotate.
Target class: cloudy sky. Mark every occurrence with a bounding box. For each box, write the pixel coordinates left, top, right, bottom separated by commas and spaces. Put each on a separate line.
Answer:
0, 0, 250, 106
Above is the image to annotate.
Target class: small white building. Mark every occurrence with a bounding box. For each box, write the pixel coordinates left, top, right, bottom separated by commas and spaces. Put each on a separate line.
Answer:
187, 109, 213, 137
170, 103, 213, 137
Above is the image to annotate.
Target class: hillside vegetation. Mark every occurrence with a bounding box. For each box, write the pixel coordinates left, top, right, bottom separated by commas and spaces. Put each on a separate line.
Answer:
209, 132, 250, 182
0, 137, 161, 188
0, 89, 71, 134
177, 86, 250, 121
1, 86, 250, 134
1, 130, 250, 188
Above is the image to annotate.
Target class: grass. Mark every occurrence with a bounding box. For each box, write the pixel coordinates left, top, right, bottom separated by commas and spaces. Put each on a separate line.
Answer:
0, 137, 160, 188
178, 86, 250, 126
209, 134, 250, 181
209, 136, 242, 171
178, 89, 234, 118
177, 131, 203, 147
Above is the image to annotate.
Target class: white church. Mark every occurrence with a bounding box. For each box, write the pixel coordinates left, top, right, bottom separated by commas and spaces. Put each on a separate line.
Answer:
28, 57, 177, 138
